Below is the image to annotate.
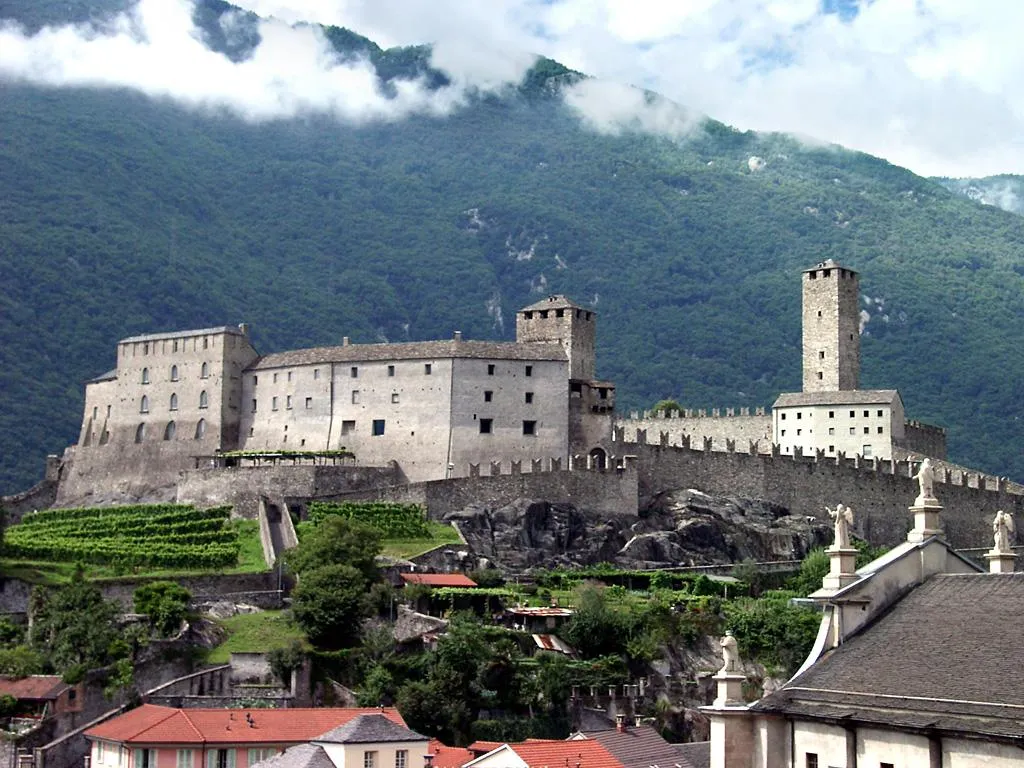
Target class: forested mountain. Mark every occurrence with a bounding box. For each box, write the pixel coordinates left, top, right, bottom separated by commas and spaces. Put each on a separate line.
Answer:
935, 175, 1024, 216
3, 0, 1024, 492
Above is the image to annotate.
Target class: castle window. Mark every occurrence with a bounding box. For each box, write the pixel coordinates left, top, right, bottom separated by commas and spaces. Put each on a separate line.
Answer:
849, 427, 856, 435
599, 388, 608, 399
170, 365, 179, 382
805, 753, 818, 768
525, 365, 533, 377
387, 365, 395, 377
424, 364, 432, 375
828, 445, 834, 453
164, 421, 176, 441
372, 419, 386, 436
202, 362, 210, 379
199, 391, 208, 409
342, 420, 355, 435
780, 413, 786, 420
352, 390, 360, 404
570, 382, 582, 394
141, 368, 150, 385
351, 366, 359, 378
863, 410, 869, 417
305, 397, 313, 409
391, 393, 399, 404
808, 271, 817, 280
203, 337, 209, 349
797, 412, 802, 420
314, 368, 320, 380
796, 429, 802, 436
523, 420, 536, 435
525, 392, 534, 404
286, 395, 293, 410
273, 373, 278, 384
135, 423, 145, 443
107, 405, 111, 418
484, 391, 493, 402
585, 312, 591, 320
173, 340, 178, 352
143, 342, 149, 355
272, 396, 278, 411
556, 308, 564, 318
862, 445, 873, 458
252, 399, 257, 412
878, 426, 884, 434
287, 371, 293, 382
819, 350, 825, 359
829, 411, 834, 418
822, 269, 831, 277
817, 310, 822, 317
100, 430, 109, 445
487, 364, 495, 375
479, 418, 493, 434
140, 395, 149, 414
877, 409, 883, 417
92, 406, 98, 420
169, 393, 178, 411
828, 427, 835, 435
249, 427, 254, 437
524, 311, 533, 319
781, 430, 786, 436
195, 419, 206, 439
539, 310, 548, 319
817, 371, 823, 380
849, 410, 855, 418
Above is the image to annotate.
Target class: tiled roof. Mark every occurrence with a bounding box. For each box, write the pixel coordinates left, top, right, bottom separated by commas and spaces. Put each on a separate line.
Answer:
428, 740, 474, 768
0, 676, 68, 701
802, 259, 856, 274
249, 744, 333, 768
519, 295, 590, 313
674, 741, 709, 768
582, 726, 683, 768
754, 573, 1024, 739
250, 340, 567, 370
121, 326, 247, 344
86, 705, 406, 745
87, 369, 118, 384
314, 714, 427, 745
773, 389, 900, 408
504, 740, 624, 768
401, 574, 478, 588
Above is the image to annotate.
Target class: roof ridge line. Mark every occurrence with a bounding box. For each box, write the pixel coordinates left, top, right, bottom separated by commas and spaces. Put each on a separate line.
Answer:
788, 686, 1024, 710
177, 709, 206, 742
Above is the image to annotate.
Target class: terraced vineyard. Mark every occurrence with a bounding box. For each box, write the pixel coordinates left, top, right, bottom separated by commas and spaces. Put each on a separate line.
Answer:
308, 501, 431, 538
4, 504, 239, 568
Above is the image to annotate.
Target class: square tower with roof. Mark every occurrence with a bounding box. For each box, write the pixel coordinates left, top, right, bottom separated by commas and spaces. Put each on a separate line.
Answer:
802, 259, 860, 392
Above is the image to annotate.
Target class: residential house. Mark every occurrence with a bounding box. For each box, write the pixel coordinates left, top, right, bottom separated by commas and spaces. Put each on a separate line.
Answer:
253, 714, 429, 768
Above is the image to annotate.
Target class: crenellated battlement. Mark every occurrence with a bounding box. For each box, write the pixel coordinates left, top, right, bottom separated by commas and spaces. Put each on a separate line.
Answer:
626, 407, 768, 419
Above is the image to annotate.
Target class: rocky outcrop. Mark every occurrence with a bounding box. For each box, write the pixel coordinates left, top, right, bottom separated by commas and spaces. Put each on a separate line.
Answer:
444, 490, 830, 571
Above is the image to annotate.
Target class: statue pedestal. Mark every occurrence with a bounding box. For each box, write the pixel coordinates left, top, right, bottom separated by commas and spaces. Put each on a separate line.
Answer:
985, 550, 1017, 574
712, 671, 746, 707
820, 547, 859, 591
906, 499, 943, 543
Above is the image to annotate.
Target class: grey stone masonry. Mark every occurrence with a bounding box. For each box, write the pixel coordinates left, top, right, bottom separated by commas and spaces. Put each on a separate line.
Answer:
803, 260, 860, 392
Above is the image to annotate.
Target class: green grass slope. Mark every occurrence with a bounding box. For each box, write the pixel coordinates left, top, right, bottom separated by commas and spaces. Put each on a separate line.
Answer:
3, 4, 1024, 490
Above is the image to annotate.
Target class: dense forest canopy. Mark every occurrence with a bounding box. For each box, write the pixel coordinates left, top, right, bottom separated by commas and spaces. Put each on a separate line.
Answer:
3, 0, 1024, 491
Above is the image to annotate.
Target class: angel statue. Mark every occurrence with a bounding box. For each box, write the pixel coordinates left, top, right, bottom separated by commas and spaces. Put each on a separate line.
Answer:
993, 511, 1015, 553
720, 632, 740, 673
913, 458, 935, 501
827, 503, 854, 548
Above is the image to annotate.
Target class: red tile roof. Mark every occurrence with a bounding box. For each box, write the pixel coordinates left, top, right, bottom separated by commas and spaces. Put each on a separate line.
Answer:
474, 741, 624, 768
86, 706, 406, 745
429, 740, 474, 768
0, 676, 68, 701
401, 574, 478, 588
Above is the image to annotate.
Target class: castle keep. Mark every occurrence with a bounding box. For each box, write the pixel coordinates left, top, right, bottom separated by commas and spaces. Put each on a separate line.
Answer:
59, 296, 615, 504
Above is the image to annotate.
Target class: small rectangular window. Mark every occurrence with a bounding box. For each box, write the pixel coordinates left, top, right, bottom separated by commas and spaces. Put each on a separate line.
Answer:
106, 405, 111, 418
828, 445, 834, 453
252, 399, 257, 412
352, 390, 360, 404
391, 393, 400, 404
796, 429, 802, 436
92, 406, 98, 420
273, 373, 278, 384
178, 750, 195, 768
523, 420, 536, 435
363, 752, 377, 768
863, 445, 873, 458
828, 410, 834, 418
828, 427, 835, 435
484, 391, 493, 402
387, 365, 395, 377
781, 413, 786, 420
525, 365, 533, 377
314, 369, 320, 380
272, 396, 279, 411
342, 420, 355, 435
797, 412, 802, 420
253, 375, 258, 386
877, 426, 884, 434
817, 371, 823, 380
394, 751, 407, 768
864, 426, 870, 434
372, 419, 385, 436
863, 410, 869, 417
287, 371, 293, 382
479, 418, 493, 434
849, 427, 856, 435
850, 410, 855, 417
805, 754, 817, 768
818, 350, 825, 359
305, 397, 313, 409
781, 429, 786, 436
525, 392, 534, 404
487, 364, 495, 375
424, 363, 432, 375
286, 395, 292, 409
877, 409, 883, 417
351, 366, 358, 378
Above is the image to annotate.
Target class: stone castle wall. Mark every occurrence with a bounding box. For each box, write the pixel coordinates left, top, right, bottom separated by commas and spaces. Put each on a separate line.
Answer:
618, 428, 1020, 549
618, 408, 773, 452
897, 420, 949, 460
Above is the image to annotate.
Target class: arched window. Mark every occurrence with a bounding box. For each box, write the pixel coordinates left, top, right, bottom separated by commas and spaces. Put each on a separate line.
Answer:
194, 418, 206, 440
199, 390, 209, 409
135, 423, 146, 443
170, 365, 179, 382
169, 393, 178, 411
201, 362, 210, 379
140, 395, 149, 414
164, 421, 176, 441
141, 367, 150, 384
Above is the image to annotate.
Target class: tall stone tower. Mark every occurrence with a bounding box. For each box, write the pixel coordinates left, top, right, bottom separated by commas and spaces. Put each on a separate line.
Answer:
802, 260, 860, 392
516, 295, 596, 380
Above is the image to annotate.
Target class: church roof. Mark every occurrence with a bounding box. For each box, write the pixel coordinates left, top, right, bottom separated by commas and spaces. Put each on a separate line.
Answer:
518, 295, 590, 313
753, 573, 1024, 740
773, 389, 900, 408
250, 340, 567, 370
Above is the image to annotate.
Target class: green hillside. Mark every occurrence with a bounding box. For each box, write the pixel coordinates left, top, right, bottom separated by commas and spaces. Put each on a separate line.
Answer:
935, 175, 1024, 216
3, 2, 1024, 492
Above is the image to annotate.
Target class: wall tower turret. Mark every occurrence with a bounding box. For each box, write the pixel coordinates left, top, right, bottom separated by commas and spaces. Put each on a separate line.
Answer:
802, 260, 860, 392
516, 295, 596, 380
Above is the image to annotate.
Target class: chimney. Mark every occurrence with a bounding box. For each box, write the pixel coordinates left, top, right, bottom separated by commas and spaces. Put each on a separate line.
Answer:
615, 713, 626, 733
634, 715, 641, 728
342, 336, 350, 346
453, 331, 463, 342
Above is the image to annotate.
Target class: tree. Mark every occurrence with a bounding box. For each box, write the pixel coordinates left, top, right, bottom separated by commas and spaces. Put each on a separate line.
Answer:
560, 584, 628, 658
286, 517, 382, 583
267, 640, 306, 687
290, 564, 367, 648
788, 548, 829, 597
133, 581, 191, 636
28, 570, 122, 672
651, 399, 683, 415
0, 646, 45, 677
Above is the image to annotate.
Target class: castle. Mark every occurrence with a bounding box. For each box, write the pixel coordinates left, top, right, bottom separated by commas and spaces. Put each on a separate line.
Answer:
58, 296, 615, 503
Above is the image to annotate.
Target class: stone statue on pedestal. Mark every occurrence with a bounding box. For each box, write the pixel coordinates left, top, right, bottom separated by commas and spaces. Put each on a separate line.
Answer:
993, 511, 1015, 553
827, 503, 854, 548
914, 458, 936, 501
720, 632, 740, 673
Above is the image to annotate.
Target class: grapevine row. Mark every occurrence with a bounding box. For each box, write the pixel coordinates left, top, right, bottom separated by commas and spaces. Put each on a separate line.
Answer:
308, 501, 430, 538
